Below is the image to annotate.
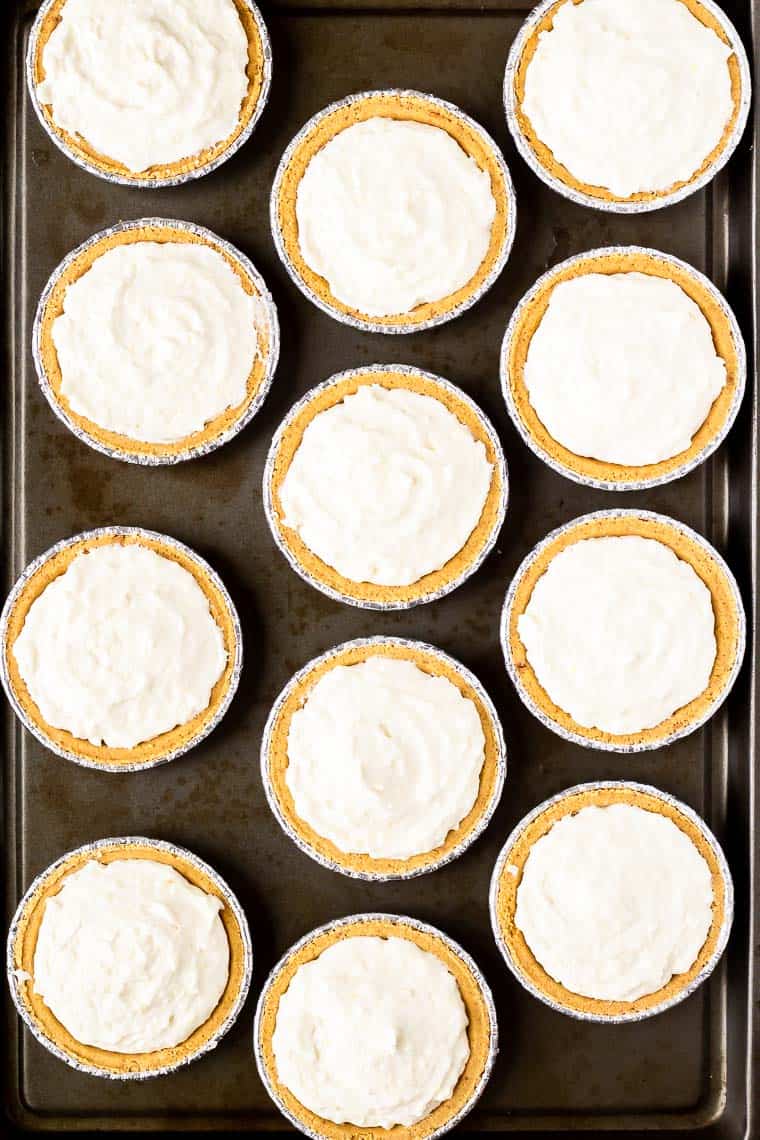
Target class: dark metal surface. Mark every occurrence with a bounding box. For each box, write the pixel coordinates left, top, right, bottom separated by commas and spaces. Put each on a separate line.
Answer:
2, 0, 757, 1135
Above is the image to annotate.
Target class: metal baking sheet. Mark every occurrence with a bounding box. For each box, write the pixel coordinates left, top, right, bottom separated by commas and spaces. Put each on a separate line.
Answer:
2, 0, 757, 1135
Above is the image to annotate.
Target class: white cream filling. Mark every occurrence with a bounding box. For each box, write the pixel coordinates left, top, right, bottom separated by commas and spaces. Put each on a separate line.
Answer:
36, 0, 250, 172
515, 803, 715, 1001
279, 384, 493, 588
51, 241, 259, 444
517, 535, 716, 734
523, 272, 727, 466
32, 858, 229, 1053
272, 936, 470, 1127
295, 117, 496, 317
13, 543, 228, 749
521, 0, 734, 197
286, 656, 486, 860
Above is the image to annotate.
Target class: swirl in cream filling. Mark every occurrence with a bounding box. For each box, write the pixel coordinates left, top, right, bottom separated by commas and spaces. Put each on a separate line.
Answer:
279, 385, 493, 587
36, 0, 250, 172
523, 272, 727, 466
286, 656, 486, 860
515, 803, 714, 1001
521, 0, 734, 197
13, 543, 228, 749
517, 535, 716, 734
272, 936, 470, 1127
295, 117, 496, 316
32, 858, 229, 1053
50, 241, 259, 444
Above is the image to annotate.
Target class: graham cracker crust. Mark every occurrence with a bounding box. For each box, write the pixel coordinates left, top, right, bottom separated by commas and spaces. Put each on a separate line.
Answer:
274, 91, 512, 327
32, 0, 267, 183
513, 0, 744, 205
268, 369, 505, 607
493, 784, 728, 1018
37, 221, 274, 461
265, 639, 502, 876
10, 841, 248, 1075
3, 531, 239, 768
256, 916, 494, 1139
505, 248, 741, 485
507, 513, 743, 748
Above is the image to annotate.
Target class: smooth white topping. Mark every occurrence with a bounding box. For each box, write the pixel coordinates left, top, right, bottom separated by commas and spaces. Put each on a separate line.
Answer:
515, 803, 714, 1001
286, 656, 486, 860
295, 117, 496, 317
280, 385, 493, 587
32, 859, 229, 1052
517, 535, 716, 734
522, 0, 734, 197
524, 272, 727, 466
272, 936, 470, 1127
13, 544, 227, 748
51, 242, 258, 444
36, 0, 249, 173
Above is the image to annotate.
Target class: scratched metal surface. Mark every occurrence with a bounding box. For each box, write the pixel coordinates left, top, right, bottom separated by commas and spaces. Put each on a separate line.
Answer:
2, 0, 757, 1135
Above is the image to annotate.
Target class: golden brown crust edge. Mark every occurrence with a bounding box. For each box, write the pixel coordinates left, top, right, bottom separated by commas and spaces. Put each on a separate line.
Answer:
265, 640, 503, 877
507, 513, 742, 749
506, 249, 741, 485
32, 0, 267, 183
256, 917, 494, 1140
3, 531, 239, 768
37, 222, 274, 461
268, 370, 505, 606
275, 92, 511, 327
493, 785, 728, 1018
513, 0, 744, 205
11, 842, 248, 1075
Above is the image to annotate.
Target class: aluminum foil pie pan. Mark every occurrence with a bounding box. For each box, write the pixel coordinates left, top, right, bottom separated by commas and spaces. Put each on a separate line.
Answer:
504, 0, 752, 214
500, 245, 747, 491
270, 88, 517, 334
263, 364, 509, 610
26, 0, 273, 188
501, 509, 746, 752
32, 217, 280, 465
260, 636, 508, 880
488, 780, 734, 1022
0, 526, 243, 772
7, 835, 254, 1078
253, 912, 499, 1138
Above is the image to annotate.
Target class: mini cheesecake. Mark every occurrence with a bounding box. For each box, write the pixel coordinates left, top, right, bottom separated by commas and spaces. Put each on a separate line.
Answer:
271, 90, 515, 331
506, 0, 749, 210
28, 0, 272, 185
502, 510, 744, 750
502, 247, 745, 489
34, 219, 279, 464
264, 366, 508, 608
255, 914, 497, 1139
490, 783, 732, 1020
261, 638, 506, 879
0, 528, 241, 770
8, 838, 252, 1077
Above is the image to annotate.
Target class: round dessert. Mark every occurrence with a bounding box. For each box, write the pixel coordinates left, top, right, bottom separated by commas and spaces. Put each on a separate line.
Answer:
261, 637, 506, 879
7, 837, 252, 1077
0, 527, 242, 770
271, 90, 516, 332
27, 0, 272, 186
489, 782, 733, 1020
502, 247, 745, 489
254, 914, 497, 1138
505, 0, 750, 211
33, 219, 279, 464
264, 366, 508, 608
502, 510, 745, 750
